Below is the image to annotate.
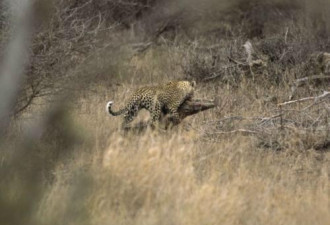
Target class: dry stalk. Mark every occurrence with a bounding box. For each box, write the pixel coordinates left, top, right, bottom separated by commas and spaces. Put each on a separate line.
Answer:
279, 91, 330, 107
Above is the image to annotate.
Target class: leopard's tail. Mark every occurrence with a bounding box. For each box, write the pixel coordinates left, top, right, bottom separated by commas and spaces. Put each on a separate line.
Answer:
106, 101, 126, 116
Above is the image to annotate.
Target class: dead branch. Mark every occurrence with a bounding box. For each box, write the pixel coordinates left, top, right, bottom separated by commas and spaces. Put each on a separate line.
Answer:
228, 56, 266, 69
132, 13, 182, 55
228, 56, 247, 66
195, 44, 222, 51
131, 42, 153, 53
214, 129, 259, 135
279, 91, 330, 107
289, 75, 330, 100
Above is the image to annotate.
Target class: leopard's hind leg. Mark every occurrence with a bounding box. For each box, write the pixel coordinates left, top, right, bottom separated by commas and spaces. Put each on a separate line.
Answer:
122, 103, 139, 128
143, 97, 162, 128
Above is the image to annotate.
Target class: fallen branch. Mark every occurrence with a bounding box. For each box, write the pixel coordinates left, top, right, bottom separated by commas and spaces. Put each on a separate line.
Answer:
203, 72, 222, 82
289, 75, 330, 100
228, 56, 247, 66
228, 56, 266, 70
131, 42, 153, 53
279, 91, 330, 107
213, 129, 259, 135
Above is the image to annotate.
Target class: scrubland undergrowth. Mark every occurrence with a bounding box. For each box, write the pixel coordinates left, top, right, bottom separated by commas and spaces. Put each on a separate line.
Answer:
0, 0, 329, 225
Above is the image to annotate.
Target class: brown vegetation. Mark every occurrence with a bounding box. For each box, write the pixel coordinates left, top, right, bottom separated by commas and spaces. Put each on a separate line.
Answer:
0, 0, 329, 225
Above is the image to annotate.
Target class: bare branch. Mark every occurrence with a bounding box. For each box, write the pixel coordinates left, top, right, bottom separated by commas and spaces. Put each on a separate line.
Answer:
289, 75, 330, 100
228, 56, 247, 66
279, 91, 330, 107
214, 129, 260, 135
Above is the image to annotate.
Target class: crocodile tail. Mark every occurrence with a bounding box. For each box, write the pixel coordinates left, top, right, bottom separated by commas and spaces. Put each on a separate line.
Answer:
106, 101, 126, 116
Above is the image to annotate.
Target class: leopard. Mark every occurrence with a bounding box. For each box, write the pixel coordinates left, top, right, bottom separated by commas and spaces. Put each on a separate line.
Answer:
106, 80, 196, 128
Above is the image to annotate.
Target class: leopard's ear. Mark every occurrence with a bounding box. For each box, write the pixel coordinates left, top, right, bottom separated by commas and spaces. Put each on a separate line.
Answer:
191, 80, 196, 87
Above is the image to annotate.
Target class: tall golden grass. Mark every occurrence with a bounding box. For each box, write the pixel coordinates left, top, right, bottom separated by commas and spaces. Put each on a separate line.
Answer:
30, 48, 328, 224
1, 1, 329, 224
34, 87, 329, 225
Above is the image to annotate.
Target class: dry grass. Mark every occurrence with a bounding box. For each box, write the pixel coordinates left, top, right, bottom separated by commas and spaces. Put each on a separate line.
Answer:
33, 86, 329, 225
1, 1, 330, 225
26, 48, 328, 225
1, 38, 329, 225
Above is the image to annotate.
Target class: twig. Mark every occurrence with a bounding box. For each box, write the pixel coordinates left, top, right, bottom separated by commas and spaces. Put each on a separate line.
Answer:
279, 105, 284, 132
214, 129, 259, 135
302, 98, 329, 111
131, 42, 153, 53
14, 88, 41, 116
284, 27, 289, 44
279, 91, 330, 107
292, 75, 330, 86
278, 49, 288, 62
202, 72, 222, 81
289, 75, 330, 100
202, 65, 238, 81
227, 56, 247, 66
195, 44, 222, 51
